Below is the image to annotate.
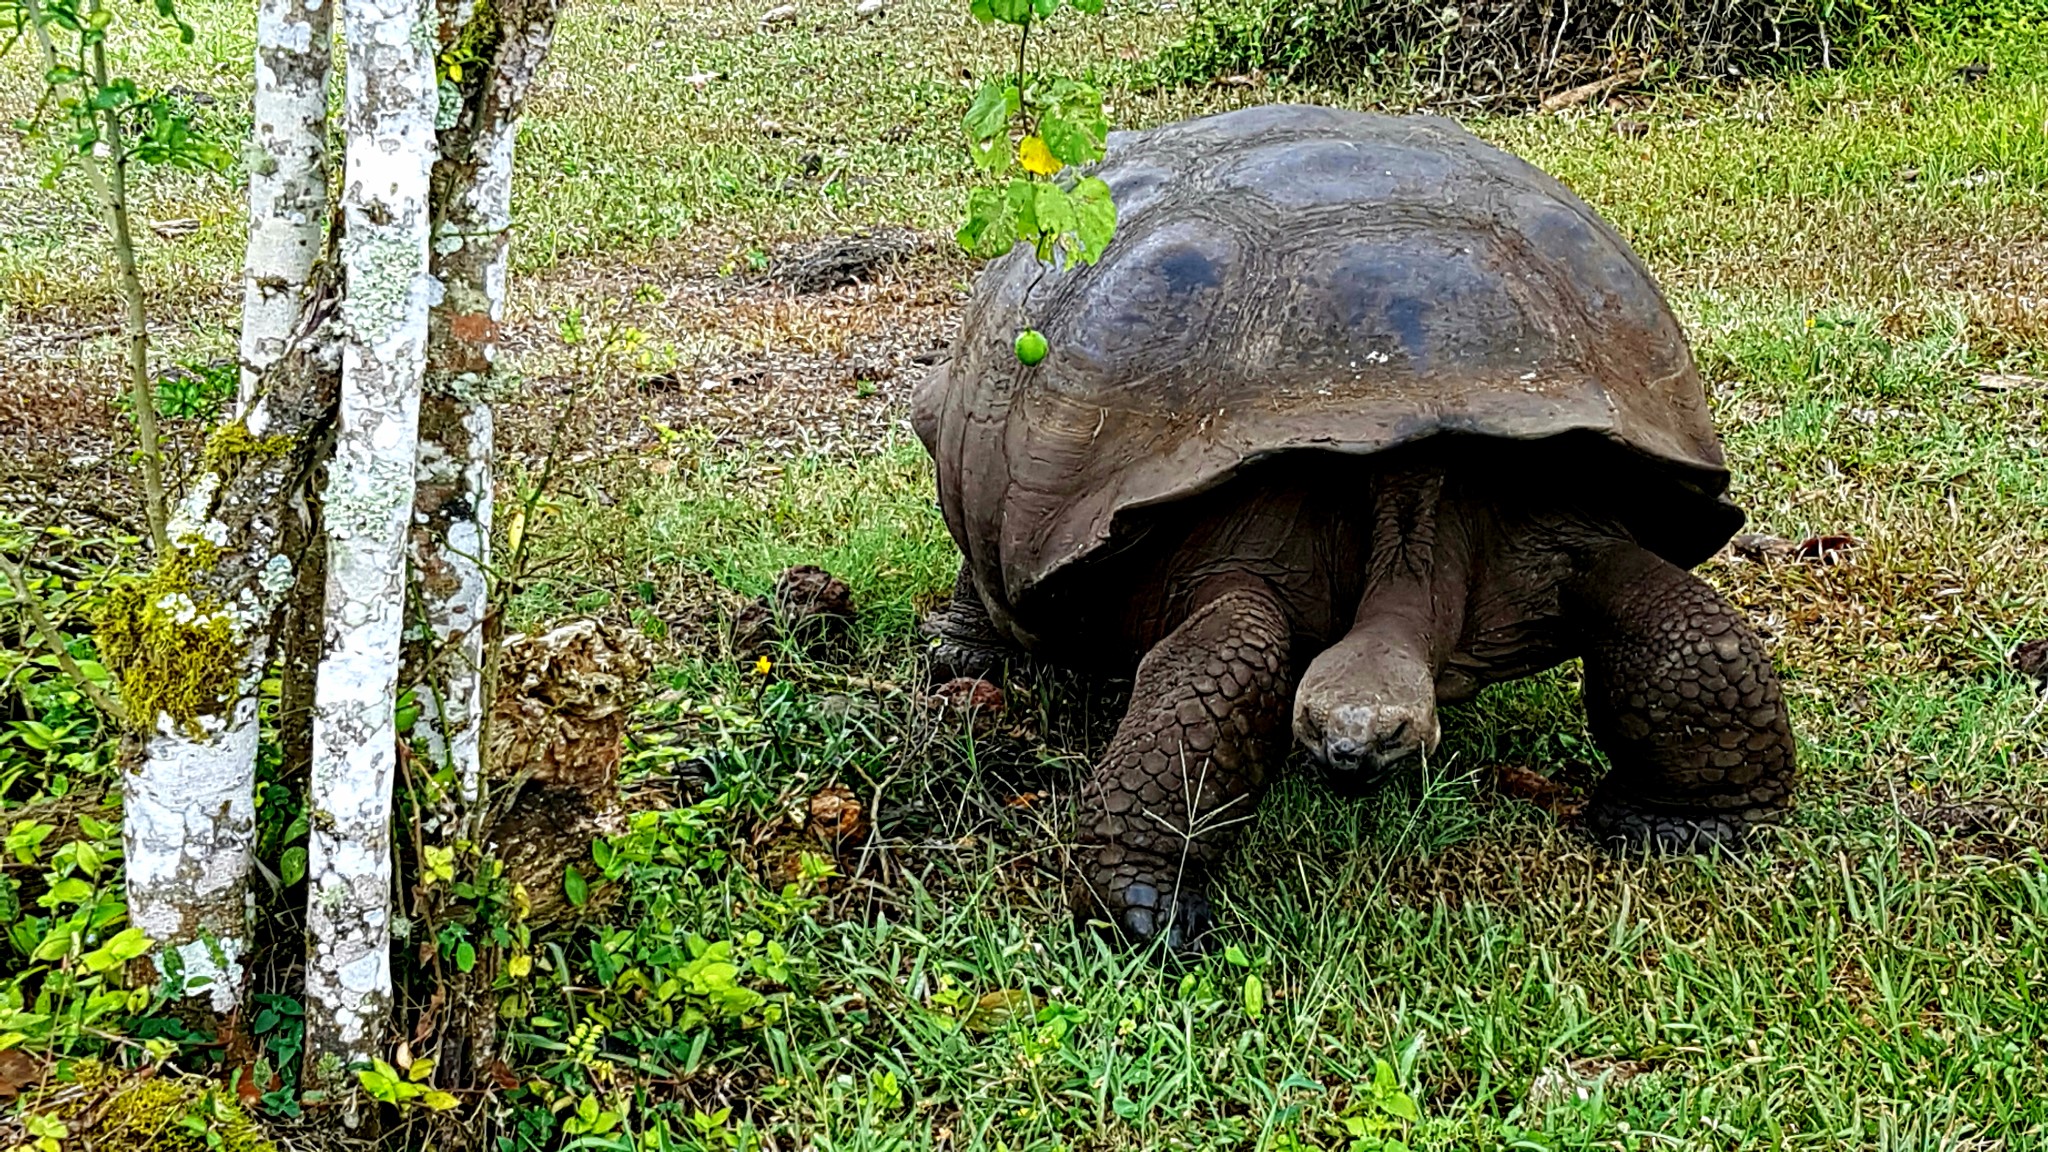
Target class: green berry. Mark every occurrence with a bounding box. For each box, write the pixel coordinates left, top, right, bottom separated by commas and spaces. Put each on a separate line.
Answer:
1014, 328, 1049, 366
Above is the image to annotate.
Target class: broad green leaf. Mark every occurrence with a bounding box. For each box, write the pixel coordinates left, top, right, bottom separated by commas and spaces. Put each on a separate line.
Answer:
103, 926, 152, 962
1069, 177, 1116, 263
985, 0, 1034, 23
455, 940, 477, 972
1242, 973, 1264, 1019
42, 878, 92, 906
421, 1090, 459, 1111
563, 865, 589, 907
1005, 178, 1039, 239
1069, 0, 1106, 12
280, 847, 307, 886
1040, 90, 1108, 168
963, 82, 1018, 143
1033, 183, 1078, 254
956, 187, 1010, 255
1382, 1089, 1422, 1123
969, 132, 1011, 175
31, 924, 74, 962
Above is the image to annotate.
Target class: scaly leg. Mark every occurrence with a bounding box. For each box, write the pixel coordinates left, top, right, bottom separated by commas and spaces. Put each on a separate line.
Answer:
1570, 543, 1796, 850
1293, 468, 1468, 779
1071, 577, 1293, 952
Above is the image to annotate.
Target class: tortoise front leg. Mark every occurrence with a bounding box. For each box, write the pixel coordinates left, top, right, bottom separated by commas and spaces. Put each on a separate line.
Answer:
1071, 576, 1293, 952
919, 560, 1019, 681
1569, 543, 1796, 850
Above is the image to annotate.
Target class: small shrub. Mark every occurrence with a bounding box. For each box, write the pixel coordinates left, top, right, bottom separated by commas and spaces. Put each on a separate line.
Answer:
1150, 0, 1926, 101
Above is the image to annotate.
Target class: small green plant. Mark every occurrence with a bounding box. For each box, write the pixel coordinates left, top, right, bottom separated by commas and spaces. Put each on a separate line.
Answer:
152, 362, 238, 423
355, 1056, 459, 1112
957, 0, 1117, 269
0, 814, 155, 1058
247, 994, 305, 1116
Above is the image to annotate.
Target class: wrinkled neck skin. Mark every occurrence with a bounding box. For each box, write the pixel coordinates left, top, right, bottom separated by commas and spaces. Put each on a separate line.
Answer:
1287, 460, 1635, 776
1021, 450, 1638, 746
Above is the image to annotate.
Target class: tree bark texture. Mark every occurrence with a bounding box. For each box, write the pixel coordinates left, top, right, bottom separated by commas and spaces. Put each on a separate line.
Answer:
407, 0, 564, 1117
411, 0, 562, 816
119, 0, 338, 1019
117, 270, 341, 1014
240, 0, 335, 399
303, 0, 438, 1099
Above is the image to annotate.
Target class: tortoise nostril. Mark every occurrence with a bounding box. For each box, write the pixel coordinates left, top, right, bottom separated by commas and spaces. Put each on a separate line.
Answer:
1329, 736, 1363, 760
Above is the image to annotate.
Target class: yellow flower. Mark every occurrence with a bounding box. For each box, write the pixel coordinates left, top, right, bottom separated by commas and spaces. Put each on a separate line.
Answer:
754, 655, 773, 675
1018, 135, 1061, 176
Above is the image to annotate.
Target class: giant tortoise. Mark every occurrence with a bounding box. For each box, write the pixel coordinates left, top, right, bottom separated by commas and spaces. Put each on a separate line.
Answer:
912, 105, 1794, 950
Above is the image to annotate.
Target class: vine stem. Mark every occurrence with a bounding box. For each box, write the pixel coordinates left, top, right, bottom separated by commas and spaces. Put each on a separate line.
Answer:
1015, 13, 1030, 134
21, 0, 171, 553
0, 549, 126, 724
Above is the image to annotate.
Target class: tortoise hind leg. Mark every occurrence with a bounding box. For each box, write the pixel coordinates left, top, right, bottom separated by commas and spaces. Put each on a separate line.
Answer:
1072, 575, 1293, 952
1569, 543, 1795, 850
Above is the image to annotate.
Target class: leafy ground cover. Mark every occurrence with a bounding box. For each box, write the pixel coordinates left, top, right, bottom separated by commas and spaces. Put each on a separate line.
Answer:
2, 0, 2046, 1148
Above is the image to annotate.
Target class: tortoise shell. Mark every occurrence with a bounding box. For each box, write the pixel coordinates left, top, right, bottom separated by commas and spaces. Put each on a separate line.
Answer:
913, 104, 1743, 644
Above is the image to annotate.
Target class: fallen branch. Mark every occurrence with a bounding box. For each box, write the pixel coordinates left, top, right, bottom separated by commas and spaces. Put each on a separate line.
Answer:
1538, 63, 1654, 114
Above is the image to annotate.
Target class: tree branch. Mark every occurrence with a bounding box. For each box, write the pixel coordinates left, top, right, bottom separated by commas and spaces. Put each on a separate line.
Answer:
0, 549, 126, 724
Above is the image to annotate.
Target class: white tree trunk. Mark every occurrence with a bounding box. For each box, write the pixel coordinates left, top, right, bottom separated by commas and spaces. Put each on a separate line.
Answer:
123, 703, 257, 1014
412, 0, 558, 816
304, 0, 438, 1097
119, 0, 337, 1020
240, 0, 334, 398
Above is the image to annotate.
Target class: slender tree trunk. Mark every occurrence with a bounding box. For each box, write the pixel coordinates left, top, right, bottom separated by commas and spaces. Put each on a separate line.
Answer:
408, 2, 563, 1110
241, 0, 335, 399
303, 0, 438, 1106
116, 0, 337, 1017
413, 0, 560, 819
105, 271, 342, 1016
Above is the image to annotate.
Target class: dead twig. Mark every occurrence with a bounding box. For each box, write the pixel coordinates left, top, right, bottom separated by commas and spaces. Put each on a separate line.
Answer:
1538, 63, 1654, 113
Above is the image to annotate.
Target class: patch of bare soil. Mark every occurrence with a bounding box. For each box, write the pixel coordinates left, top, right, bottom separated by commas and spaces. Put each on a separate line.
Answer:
0, 231, 967, 536
494, 234, 966, 472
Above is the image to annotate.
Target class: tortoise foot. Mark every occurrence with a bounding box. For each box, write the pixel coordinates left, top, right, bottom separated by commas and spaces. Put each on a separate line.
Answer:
1583, 793, 1780, 854
920, 561, 1019, 681
1072, 577, 1292, 955
1570, 542, 1796, 856
1071, 850, 1216, 953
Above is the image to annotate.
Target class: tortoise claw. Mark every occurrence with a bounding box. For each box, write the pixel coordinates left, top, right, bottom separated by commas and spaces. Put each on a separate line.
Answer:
1077, 870, 1216, 954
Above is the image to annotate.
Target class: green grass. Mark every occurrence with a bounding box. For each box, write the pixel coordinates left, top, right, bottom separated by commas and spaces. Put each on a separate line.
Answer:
4, 1, 2047, 1148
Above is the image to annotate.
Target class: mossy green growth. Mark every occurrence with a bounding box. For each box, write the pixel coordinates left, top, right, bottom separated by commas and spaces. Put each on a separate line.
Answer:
93, 542, 246, 734
198, 419, 292, 480
87, 1071, 277, 1152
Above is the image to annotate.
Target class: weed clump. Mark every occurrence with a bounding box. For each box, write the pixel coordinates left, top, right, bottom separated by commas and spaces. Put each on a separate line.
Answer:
22, 1065, 276, 1152
1150, 0, 1913, 101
